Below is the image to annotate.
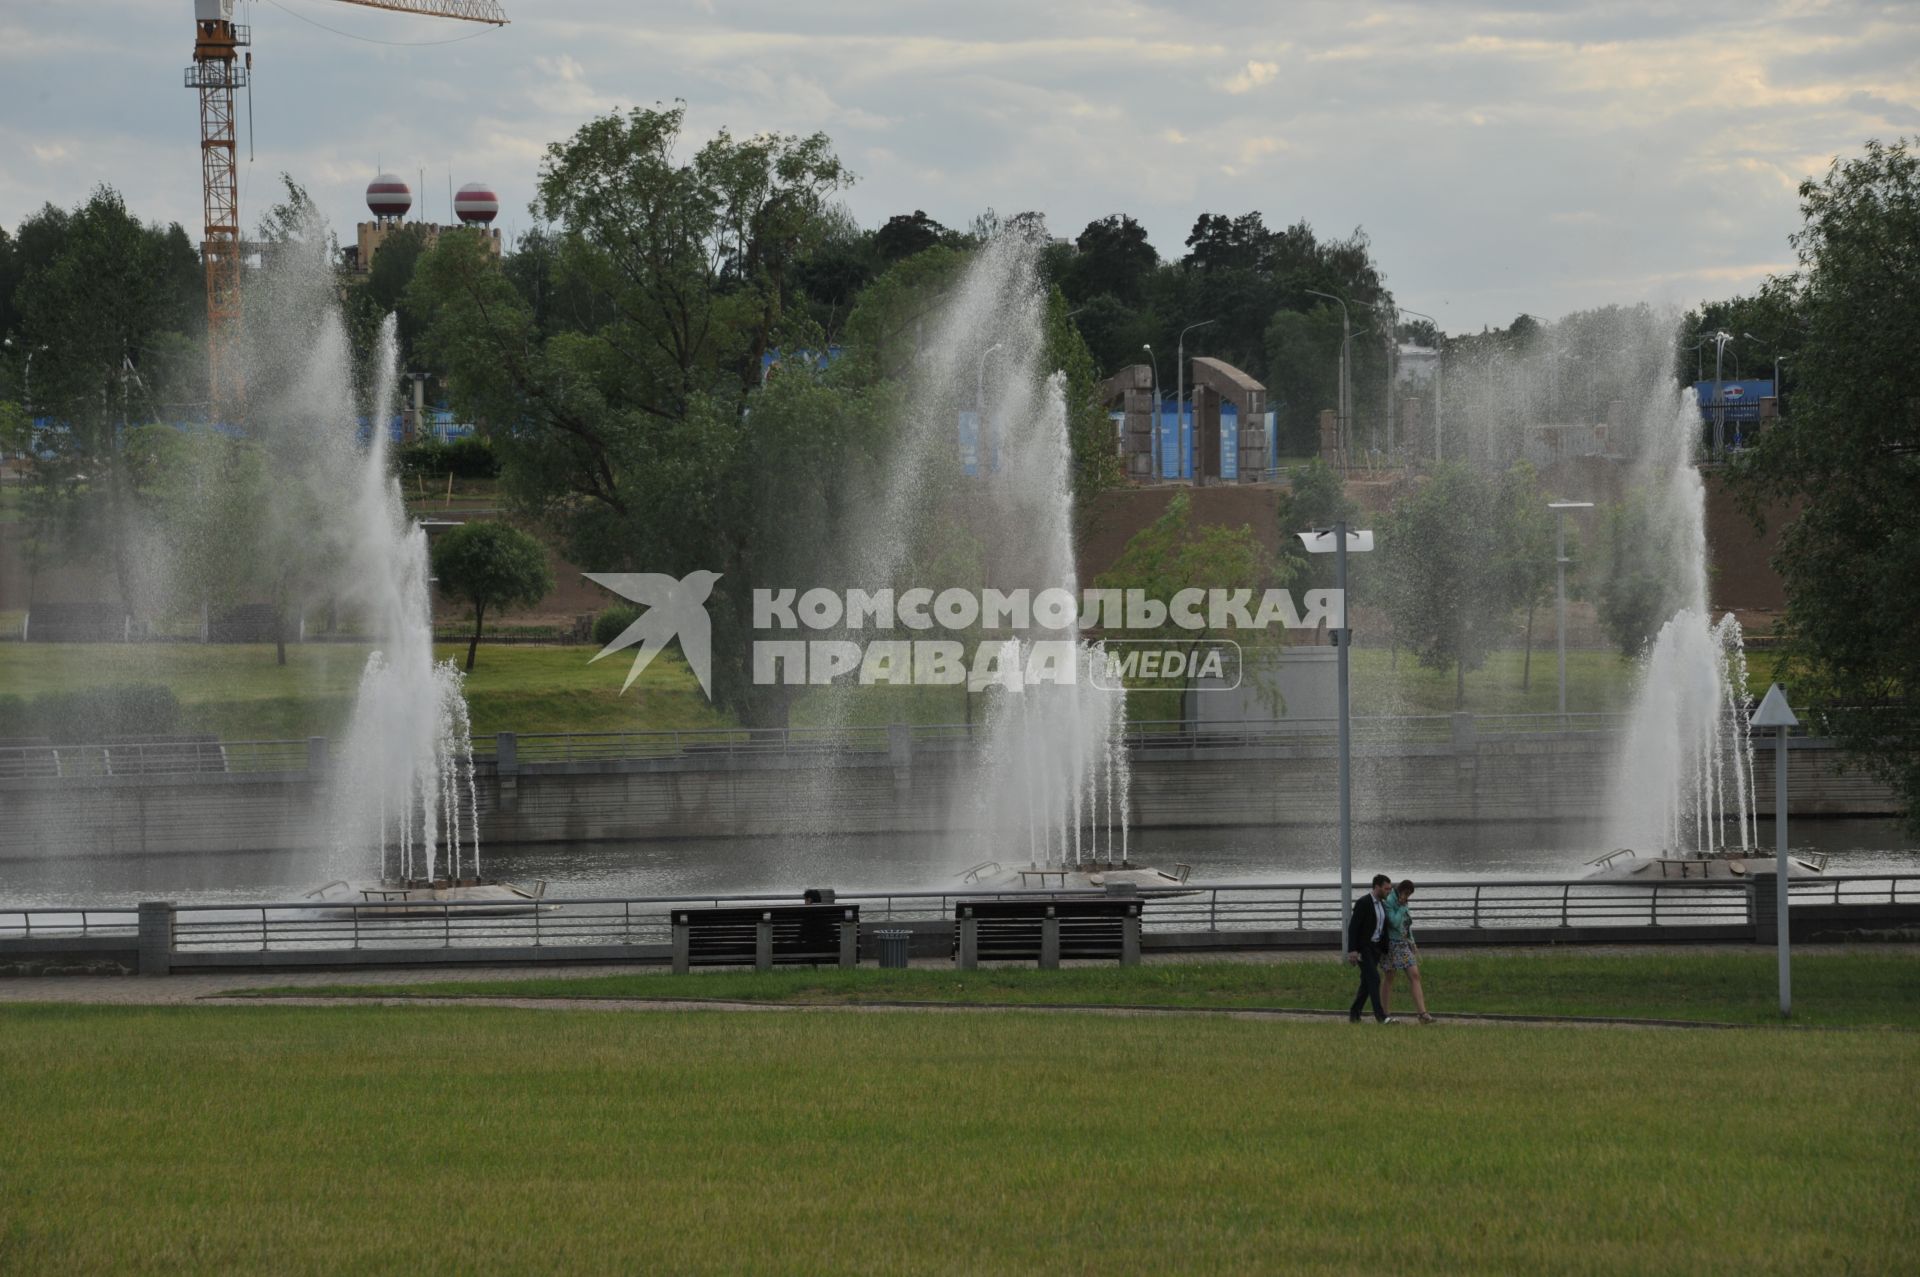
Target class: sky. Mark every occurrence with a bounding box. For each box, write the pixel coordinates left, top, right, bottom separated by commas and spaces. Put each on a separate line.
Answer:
1, 0, 1915, 331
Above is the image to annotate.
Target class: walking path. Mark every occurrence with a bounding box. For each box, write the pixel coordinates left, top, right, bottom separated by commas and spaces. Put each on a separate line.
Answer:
4, 942, 1901, 1029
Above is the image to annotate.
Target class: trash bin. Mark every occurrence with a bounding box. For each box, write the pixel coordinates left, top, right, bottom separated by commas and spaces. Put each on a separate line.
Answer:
876, 929, 911, 969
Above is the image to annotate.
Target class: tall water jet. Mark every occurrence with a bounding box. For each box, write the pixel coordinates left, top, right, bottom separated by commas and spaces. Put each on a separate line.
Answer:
1601, 389, 1757, 856
822, 235, 1132, 869
328, 315, 481, 884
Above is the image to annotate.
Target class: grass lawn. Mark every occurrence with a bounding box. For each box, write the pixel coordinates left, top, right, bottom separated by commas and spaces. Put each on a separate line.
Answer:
239, 951, 1920, 1029
0, 1004, 1911, 1274
0, 642, 731, 740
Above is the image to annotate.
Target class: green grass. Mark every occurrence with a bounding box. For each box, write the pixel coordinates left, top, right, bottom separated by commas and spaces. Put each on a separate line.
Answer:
0, 635, 1785, 740
0, 642, 732, 740
236, 951, 1920, 1029
0, 1003, 1911, 1274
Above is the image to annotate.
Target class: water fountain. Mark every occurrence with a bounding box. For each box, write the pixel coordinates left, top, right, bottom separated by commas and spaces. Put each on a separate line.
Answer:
243, 291, 536, 913
1592, 388, 1796, 879
820, 235, 1153, 887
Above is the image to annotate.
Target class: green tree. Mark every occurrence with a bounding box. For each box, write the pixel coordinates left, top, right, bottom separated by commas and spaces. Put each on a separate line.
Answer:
1378, 464, 1529, 707
1044, 285, 1124, 514
1734, 138, 1920, 827
1593, 486, 1688, 657
1274, 456, 1358, 596
1064, 215, 1158, 306
1094, 492, 1287, 716
430, 522, 556, 671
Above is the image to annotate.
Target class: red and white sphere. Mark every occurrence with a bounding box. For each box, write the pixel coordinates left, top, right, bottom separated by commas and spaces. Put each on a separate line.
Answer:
454, 183, 499, 225
366, 174, 412, 221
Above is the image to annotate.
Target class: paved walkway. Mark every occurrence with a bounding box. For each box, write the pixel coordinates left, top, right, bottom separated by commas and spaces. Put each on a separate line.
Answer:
4, 943, 1902, 1029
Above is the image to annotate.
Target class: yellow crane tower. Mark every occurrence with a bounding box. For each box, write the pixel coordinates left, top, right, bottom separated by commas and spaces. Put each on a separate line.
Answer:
185, 1, 509, 422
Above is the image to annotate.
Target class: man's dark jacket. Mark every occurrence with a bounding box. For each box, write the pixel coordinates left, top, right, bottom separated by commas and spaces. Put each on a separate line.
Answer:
1348, 892, 1388, 956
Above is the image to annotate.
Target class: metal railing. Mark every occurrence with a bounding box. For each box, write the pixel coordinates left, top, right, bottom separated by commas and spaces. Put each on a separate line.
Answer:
0, 713, 1761, 782
12, 874, 1911, 957
0, 739, 312, 782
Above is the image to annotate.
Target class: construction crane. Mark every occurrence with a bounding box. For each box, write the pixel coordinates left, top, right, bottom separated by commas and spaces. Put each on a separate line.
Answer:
185, 1, 508, 422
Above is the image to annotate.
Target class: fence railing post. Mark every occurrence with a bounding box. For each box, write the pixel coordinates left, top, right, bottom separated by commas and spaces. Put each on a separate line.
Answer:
958, 907, 978, 970
137, 901, 175, 976
755, 913, 773, 972
1040, 907, 1061, 971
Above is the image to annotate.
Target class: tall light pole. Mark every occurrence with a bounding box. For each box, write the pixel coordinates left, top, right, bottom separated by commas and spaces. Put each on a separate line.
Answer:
975, 342, 1005, 475
1548, 501, 1593, 726
1176, 319, 1216, 484
1141, 344, 1161, 480
1298, 522, 1374, 949
1711, 330, 1732, 455
1752, 684, 1799, 1017
1306, 290, 1352, 462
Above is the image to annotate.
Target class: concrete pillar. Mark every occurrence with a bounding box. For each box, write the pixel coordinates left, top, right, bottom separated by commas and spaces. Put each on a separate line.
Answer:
671, 914, 690, 974
1450, 713, 1477, 750
137, 901, 175, 976
1121, 908, 1141, 966
495, 732, 518, 774
1040, 908, 1061, 970
755, 914, 773, 972
838, 909, 858, 969
957, 910, 978, 970
306, 736, 328, 778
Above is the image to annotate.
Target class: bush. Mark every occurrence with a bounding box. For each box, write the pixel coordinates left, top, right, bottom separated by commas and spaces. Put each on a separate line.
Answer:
0, 684, 183, 743
398, 435, 499, 479
593, 604, 640, 646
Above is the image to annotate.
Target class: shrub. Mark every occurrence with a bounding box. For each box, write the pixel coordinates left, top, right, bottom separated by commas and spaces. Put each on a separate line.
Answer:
0, 684, 183, 743
593, 604, 640, 646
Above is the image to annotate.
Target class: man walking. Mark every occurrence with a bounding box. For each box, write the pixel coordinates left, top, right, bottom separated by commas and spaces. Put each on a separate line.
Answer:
1348, 873, 1397, 1023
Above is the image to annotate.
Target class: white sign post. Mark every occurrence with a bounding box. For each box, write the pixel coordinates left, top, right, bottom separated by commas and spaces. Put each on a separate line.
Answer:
1752, 683, 1799, 1018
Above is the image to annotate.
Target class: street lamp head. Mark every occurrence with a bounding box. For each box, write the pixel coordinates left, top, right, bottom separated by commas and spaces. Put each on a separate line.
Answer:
1297, 528, 1375, 554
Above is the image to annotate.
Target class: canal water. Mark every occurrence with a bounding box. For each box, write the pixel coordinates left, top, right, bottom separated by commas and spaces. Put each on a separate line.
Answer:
2, 818, 1914, 906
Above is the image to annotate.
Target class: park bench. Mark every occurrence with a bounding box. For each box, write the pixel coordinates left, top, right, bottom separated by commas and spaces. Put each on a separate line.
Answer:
670, 902, 860, 973
953, 898, 1142, 970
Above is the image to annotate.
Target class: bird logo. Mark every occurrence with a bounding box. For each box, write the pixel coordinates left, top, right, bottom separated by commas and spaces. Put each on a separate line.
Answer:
585, 570, 723, 698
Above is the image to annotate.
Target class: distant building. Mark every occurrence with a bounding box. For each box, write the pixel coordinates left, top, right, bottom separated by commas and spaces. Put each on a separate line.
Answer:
344, 174, 501, 274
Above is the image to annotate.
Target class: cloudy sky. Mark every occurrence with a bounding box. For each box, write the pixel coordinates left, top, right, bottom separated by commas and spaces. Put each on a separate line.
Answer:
2, 0, 1915, 330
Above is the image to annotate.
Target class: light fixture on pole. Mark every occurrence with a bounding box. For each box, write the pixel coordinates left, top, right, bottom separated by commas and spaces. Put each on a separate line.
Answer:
1176, 319, 1216, 484
1306, 290, 1353, 462
1297, 522, 1375, 949
1751, 683, 1799, 1018
1547, 501, 1593, 726
1141, 344, 1161, 480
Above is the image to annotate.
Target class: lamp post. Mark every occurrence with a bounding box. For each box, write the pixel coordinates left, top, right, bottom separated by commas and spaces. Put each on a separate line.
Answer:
976, 342, 1005, 475
1306, 290, 1353, 461
1176, 319, 1216, 484
1710, 330, 1733, 455
1752, 684, 1799, 1017
1141, 343, 1161, 480
1298, 522, 1375, 949
1547, 501, 1593, 726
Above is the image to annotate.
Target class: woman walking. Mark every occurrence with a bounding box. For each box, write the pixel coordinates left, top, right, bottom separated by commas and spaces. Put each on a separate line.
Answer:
1381, 879, 1434, 1024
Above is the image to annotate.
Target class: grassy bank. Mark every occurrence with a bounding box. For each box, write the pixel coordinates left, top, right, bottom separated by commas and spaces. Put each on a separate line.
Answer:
0, 637, 1781, 740
238, 951, 1920, 1029
0, 1003, 1911, 1273
0, 641, 729, 740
